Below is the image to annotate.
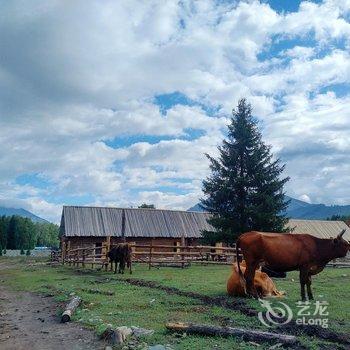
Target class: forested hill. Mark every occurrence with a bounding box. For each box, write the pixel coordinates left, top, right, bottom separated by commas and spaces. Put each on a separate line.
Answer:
188, 196, 350, 220
0, 207, 47, 223
0, 215, 59, 251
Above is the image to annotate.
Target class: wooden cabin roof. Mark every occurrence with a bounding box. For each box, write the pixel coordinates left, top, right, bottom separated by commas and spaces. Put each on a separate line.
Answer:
287, 219, 350, 240
60, 205, 214, 238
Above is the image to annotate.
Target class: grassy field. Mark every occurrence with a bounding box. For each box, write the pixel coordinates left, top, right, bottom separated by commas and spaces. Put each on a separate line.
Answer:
1, 257, 349, 349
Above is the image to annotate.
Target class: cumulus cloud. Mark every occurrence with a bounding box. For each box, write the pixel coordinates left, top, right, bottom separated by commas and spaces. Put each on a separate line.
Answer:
0, 0, 350, 221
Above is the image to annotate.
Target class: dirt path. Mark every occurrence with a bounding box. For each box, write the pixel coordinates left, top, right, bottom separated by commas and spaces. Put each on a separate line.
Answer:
0, 283, 104, 350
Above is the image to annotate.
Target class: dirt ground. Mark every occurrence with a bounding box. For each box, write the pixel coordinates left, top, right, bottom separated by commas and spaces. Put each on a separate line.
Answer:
0, 262, 105, 350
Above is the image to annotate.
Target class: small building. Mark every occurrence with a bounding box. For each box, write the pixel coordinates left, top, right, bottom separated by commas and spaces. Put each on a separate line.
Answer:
59, 206, 350, 251
287, 219, 350, 240
60, 205, 214, 250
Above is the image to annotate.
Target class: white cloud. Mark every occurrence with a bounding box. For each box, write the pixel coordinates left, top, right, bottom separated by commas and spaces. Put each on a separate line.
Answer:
299, 194, 312, 204
1, 0, 350, 221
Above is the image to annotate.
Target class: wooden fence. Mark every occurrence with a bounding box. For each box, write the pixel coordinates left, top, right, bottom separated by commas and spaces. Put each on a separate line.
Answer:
58, 241, 350, 270
60, 242, 243, 270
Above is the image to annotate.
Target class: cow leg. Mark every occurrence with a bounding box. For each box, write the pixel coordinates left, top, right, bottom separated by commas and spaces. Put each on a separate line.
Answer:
114, 261, 118, 274
244, 261, 259, 298
306, 275, 314, 300
128, 260, 132, 274
299, 269, 308, 301
119, 261, 124, 274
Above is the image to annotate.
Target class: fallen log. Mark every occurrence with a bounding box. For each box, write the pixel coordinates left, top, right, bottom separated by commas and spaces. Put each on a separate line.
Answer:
165, 322, 297, 346
61, 296, 81, 323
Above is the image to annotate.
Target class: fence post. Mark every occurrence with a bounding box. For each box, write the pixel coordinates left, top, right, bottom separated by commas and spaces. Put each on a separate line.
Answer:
78, 249, 81, 267
106, 236, 111, 253
92, 244, 96, 269
130, 241, 136, 264
102, 241, 108, 271
215, 242, 223, 261
181, 242, 186, 269
148, 239, 153, 270
67, 241, 71, 266
82, 249, 86, 268
61, 241, 66, 265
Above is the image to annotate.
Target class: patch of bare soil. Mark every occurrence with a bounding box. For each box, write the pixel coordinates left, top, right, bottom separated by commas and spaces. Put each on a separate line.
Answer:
0, 285, 104, 350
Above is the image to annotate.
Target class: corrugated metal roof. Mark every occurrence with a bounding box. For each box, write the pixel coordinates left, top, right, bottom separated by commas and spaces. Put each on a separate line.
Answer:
61, 206, 213, 238
287, 219, 350, 241
60, 206, 350, 241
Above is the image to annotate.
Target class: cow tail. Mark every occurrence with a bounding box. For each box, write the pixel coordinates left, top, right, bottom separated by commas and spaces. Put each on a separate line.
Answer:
236, 238, 246, 293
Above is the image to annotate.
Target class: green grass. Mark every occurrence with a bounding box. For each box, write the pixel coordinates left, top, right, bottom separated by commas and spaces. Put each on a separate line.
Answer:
1, 257, 349, 349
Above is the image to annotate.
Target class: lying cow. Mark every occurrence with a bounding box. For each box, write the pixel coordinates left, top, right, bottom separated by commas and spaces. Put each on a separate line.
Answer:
236, 229, 349, 301
107, 243, 132, 274
227, 261, 284, 298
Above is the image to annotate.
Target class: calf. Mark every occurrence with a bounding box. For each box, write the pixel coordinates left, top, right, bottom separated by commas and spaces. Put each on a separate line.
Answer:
227, 261, 284, 298
107, 243, 132, 274
236, 229, 349, 301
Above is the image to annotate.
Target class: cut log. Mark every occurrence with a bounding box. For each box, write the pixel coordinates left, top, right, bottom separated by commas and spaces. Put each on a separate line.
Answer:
165, 322, 297, 346
61, 296, 81, 323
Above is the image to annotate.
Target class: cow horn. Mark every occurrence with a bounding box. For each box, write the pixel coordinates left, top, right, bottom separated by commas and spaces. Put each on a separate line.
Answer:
337, 229, 346, 238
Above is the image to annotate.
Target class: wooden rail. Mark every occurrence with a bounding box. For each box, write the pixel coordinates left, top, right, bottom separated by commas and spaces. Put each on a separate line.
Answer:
58, 241, 350, 271
60, 241, 243, 270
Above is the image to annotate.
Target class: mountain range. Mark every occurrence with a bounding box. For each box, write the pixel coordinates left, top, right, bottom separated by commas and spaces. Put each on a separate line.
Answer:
188, 196, 350, 220
2, 195, 350, 224
0, 207, 47, 223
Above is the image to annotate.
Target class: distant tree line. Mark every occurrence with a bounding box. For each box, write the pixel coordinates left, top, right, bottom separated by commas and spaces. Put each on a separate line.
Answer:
0, 215, 59, 254
138, 203, 156, 209
327, 214, 350, 221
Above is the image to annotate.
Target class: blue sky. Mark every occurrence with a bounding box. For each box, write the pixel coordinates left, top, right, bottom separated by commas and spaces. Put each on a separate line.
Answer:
1, 0, 350, 222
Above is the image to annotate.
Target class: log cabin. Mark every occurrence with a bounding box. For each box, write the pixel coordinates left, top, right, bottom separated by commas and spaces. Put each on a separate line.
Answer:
59, 205, 214, 252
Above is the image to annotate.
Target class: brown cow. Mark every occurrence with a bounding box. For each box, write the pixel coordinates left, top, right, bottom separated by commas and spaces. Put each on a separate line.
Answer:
236, 229, 349, 301
107, 244, 132, 274
227, 261, 284, 298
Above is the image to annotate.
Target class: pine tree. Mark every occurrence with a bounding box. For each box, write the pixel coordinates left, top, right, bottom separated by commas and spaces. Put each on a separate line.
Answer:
201, 99, 290, 244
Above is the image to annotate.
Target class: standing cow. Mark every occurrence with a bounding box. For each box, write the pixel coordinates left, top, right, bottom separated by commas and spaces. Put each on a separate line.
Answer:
107, 244, 132, 274
236, 229, 349, 301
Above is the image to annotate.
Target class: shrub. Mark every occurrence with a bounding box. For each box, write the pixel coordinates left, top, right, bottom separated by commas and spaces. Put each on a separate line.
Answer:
20, 248, 25, 255
26, 249, 31, 256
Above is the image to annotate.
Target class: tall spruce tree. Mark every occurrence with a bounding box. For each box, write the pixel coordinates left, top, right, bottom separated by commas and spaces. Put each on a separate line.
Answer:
201, 99, 290, 244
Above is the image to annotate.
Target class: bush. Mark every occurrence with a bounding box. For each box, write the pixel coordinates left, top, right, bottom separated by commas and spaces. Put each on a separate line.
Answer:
26, 249, 31, 256
20, 248, 25, 255
3, 248, 6, 255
